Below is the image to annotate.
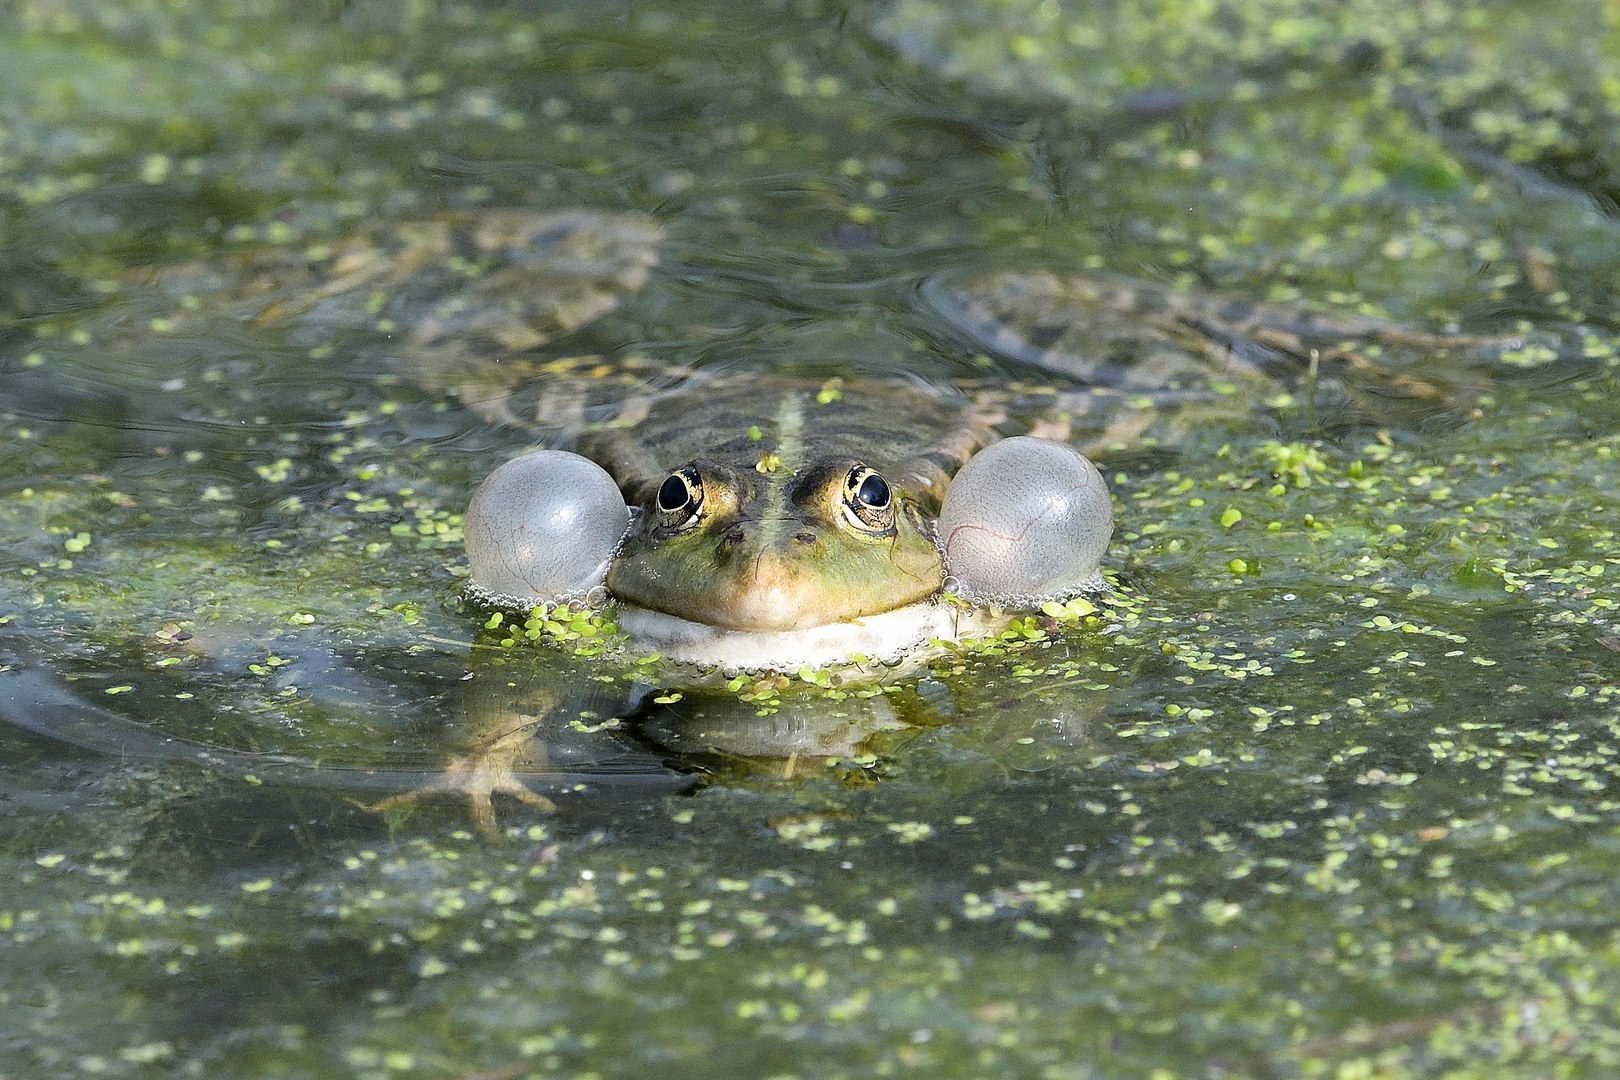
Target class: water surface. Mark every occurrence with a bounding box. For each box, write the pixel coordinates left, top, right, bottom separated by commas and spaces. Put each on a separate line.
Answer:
2, 0, 1620, 1076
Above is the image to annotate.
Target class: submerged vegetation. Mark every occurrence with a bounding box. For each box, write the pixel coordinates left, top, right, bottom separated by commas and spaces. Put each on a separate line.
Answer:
1, 0, 1619, 1076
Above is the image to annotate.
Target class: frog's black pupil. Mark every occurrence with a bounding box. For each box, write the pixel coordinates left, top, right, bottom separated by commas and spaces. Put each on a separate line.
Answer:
658, 474, 690, 513
857, 472, 890, 509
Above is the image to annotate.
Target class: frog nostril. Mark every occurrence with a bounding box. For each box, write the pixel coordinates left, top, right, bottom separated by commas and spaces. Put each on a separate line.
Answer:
794, 532, 816, 544
724, 529, 747, 546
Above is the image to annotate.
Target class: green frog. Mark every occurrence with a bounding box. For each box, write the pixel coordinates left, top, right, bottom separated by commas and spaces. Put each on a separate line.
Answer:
378, 211, 1507, 672
151, 205, 1514, 671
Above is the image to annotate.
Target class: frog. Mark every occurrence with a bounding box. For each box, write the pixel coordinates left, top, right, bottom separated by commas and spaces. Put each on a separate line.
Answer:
125, 207, 1515, 671
421, 216, 1518, 673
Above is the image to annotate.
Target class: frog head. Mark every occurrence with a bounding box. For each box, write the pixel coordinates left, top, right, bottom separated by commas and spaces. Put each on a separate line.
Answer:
606, 456, 943, 632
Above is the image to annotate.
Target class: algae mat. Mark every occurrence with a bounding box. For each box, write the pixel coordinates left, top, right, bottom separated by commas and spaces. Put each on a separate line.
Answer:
2, 0, 1620, 1076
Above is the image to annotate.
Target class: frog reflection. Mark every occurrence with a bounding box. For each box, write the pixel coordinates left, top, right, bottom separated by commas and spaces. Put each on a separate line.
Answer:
372, 642, 985, 829
373, 634, 1125, 832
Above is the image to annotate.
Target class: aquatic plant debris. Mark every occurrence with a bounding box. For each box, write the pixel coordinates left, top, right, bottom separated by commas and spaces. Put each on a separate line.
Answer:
0, 0, 1619, 1076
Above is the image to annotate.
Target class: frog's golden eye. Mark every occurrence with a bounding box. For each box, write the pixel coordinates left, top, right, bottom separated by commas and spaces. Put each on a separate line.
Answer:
656, 466, 703, 528
842, 465, 895, 533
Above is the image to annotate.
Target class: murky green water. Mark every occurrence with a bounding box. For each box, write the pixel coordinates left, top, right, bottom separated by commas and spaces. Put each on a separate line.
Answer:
3, 0, 1620, 1076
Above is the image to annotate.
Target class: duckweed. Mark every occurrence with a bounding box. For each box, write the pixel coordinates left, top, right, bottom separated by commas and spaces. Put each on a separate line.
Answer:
1, 0, 1619, 1077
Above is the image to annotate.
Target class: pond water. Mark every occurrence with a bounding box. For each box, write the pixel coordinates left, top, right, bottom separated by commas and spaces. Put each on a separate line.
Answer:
3, 0, 1620, 1076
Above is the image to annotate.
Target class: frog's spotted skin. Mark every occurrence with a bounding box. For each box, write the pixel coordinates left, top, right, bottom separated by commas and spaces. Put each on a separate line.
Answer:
251, 210, 662, 343
377, 211, 665, 424
125, 209, 664, 422
930, 268, 1525, 429
575, 373, 998, 513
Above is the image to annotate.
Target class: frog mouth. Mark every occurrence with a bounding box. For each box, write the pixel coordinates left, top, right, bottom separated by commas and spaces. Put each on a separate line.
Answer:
613, 598, 994, 673
606, 544, 942, 634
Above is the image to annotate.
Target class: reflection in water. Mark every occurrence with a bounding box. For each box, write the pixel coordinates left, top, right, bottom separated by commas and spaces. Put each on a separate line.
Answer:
448, 647, 942, 805
0, 633, 698, 836
0, 604, 1120, 835
0, 621, 994, 834
638, 687, 915, 780
386, 645, 686, 832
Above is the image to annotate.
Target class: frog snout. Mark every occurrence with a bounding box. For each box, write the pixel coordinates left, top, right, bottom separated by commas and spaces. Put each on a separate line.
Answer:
715, 518, 821, 559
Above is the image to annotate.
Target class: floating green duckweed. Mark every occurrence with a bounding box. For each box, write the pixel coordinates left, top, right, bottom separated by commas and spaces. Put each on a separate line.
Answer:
2, 0, 1620, 1076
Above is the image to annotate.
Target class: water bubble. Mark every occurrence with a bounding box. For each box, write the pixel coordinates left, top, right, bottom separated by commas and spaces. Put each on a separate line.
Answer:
465, 450, 628, 607
937, 436, 1113, 604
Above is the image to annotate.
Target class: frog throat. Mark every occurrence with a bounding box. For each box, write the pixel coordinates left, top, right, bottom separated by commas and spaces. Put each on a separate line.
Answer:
614, 598, 997, 673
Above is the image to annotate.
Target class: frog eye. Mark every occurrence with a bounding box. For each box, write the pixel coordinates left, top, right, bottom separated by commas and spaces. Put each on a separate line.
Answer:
656, 466, 703, 526
842, 465, 895, 533
855, 471, 890, 510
